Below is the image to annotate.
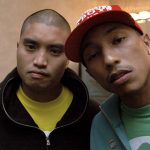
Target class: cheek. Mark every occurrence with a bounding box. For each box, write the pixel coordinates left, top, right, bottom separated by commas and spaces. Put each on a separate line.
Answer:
17, 50, 32, 73
17, 51, 24, 67
48, 58, 67, 74
56, 56, 68, 67
17, 53, 26, 67
17, 48, 24, 60
129, 49, 150, 71
87, 63, 111, 89
88, 66, 105, 82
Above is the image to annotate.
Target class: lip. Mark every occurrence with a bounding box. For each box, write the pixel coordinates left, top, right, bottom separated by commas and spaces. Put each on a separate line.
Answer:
108, 70, 132, 85
28, 70, 49, 79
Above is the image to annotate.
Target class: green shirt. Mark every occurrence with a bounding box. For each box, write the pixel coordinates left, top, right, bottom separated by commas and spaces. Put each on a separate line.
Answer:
121, 103, 150, 150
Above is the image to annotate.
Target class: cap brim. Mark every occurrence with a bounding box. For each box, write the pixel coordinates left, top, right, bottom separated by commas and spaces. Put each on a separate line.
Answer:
65, 10, 143, 62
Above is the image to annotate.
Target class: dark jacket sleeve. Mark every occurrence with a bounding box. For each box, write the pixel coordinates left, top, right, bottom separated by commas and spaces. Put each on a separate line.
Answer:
85, 99, 100, 123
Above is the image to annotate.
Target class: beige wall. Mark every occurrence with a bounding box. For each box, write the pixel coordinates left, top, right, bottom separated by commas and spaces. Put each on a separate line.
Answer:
0, 0, 149, 81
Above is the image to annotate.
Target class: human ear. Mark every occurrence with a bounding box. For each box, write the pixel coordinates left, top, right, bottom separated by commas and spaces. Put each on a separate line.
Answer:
143, 34, 150, 47
143, 34, 150, 54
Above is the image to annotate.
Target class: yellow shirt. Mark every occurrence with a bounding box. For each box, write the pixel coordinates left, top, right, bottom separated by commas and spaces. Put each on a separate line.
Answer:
17, 85, 73, 132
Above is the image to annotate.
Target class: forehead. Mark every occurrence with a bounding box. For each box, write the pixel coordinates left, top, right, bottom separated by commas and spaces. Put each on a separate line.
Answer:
20, 22, 70, 43
23, 22, 68, 34
84, 23, 131, 41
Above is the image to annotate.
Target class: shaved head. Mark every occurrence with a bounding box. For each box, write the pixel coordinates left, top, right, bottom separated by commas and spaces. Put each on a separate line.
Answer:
20, 9, 71, 37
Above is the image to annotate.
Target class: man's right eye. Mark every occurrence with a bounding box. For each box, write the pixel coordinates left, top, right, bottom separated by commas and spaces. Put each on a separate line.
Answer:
87, 52, 98, 61
25, 44, 36, 51
84, 50, 99, 63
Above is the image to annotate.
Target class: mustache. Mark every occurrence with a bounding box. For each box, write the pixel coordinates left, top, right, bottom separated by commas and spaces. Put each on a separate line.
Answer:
110, 66, 133, 73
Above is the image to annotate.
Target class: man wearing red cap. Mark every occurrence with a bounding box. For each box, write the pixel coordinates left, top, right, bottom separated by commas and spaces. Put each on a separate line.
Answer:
65, 5, 150, 150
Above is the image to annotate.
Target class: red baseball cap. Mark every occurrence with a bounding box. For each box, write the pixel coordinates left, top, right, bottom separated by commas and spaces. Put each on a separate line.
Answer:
65, 5, 143, 62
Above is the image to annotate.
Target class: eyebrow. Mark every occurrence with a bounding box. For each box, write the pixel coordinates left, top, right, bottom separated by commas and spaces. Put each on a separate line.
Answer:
49, 44, 65, 50
105, 25, 119, 35
23, 38, 37, 44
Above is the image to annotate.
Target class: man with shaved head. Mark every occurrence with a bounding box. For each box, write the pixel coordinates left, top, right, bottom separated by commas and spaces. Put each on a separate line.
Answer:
0, 9, 98, 150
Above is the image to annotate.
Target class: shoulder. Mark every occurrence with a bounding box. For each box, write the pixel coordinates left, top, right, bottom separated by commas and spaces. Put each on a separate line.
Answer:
91, 111, 105, 131
90, 111, 109, 150
91, 94, 121, 135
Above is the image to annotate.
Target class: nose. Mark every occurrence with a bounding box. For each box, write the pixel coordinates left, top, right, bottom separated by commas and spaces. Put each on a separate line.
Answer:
103, 48, 120, 69
33, 50, 47, 68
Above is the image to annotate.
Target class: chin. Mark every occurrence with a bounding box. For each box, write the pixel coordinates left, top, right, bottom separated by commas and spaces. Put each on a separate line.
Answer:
115, 86, 141, 97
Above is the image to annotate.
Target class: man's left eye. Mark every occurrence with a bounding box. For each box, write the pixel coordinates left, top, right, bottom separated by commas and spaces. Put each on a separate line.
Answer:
48, 45, 64, 55
113, 37, 126, 45
51, 48, 62, 54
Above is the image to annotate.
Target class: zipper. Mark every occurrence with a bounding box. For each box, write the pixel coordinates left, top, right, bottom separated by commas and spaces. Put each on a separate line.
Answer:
45, 131, 50, 149
46, 136, 50, 150
46, 136, 50, 146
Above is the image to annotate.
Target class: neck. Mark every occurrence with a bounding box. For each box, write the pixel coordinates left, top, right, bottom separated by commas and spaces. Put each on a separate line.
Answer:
21, 84, 63, 102
121, 87, 150, 108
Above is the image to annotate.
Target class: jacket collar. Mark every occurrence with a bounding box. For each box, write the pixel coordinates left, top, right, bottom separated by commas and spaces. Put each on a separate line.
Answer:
100, 94, 121, 127
100, 94, 131, 149
1, 67, 89, 127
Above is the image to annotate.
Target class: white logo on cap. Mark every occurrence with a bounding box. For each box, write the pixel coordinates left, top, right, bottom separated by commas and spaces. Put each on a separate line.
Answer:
77, 6, 112, 25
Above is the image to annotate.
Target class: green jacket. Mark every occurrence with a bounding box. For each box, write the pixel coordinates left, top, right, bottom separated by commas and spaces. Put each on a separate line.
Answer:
91, 94, 132, 150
